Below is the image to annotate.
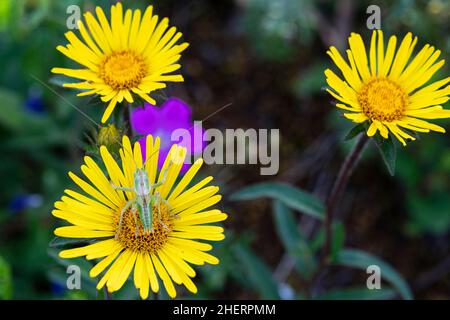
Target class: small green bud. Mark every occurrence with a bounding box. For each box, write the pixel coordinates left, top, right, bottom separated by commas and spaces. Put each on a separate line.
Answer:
97, 124, 121, 155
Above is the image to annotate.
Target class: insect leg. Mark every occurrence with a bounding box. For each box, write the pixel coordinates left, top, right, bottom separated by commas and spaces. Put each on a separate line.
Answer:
160, 197, 172, 210
130, 207, 140, 238
155, 195, 170, 231
111, 183, 134, 192
160, 197, 178, 220
150, 161, 173, 188
115, 199, 135, 239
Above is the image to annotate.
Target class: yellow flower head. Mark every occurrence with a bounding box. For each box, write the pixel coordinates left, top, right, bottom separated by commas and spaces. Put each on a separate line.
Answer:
52, 135, 226, 299
325, 30, 450, 145
52, 2, 189, 123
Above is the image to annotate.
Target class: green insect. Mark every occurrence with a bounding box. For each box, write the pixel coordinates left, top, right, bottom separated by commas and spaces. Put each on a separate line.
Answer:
111, 161, 173, 238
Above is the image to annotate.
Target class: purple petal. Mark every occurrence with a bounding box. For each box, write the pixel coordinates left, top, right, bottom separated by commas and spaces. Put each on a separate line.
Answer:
131, 103, 159, 134
161, 97, 192, 129
189, 124, 206, 154
132, 97, 206, 174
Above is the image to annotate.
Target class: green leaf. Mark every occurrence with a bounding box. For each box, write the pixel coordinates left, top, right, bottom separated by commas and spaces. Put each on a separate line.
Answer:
230, 182, 325, 220
344, 123, 367, 141
49, 237, 94, 248
0, 255, 13, 299
373, 135, 396, 176
292, 62, 328, 97
272, 201, 316, 277
314, 287, 396, 300
232, 243, 280, 299
330, 223, 345, 261
335, 249, 413, 300
309, 222, 345, 255
0, 88, 24, 131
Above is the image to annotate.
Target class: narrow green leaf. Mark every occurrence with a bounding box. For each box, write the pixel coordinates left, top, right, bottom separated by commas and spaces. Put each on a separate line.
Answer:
49, 237, 94, 248
373, 135, 396, 176
272, 200, 301, 251
315, 287, 396, 300
272, 201, 316, 277
230, 182, 325, 220
0, 88, 24, 131
309, 222, 345, 254
344, 123, 367, 141
335, 249, 413, 300
233, 243, 280, 299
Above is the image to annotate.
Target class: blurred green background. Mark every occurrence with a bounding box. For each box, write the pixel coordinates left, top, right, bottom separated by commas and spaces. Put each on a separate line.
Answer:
0, 0, 448, 300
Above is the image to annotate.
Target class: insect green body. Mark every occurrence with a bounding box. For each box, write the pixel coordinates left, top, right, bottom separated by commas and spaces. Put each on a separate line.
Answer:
134, 169, 153, 233
112, 167, 171, 238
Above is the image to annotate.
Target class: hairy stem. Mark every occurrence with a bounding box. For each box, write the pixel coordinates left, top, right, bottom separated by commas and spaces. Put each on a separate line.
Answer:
323, 133, 369, 260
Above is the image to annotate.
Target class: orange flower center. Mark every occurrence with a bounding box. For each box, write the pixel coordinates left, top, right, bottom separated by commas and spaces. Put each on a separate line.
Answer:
114, 202, 173, 253
100, 50, 147, 90
358, 78, 408, 122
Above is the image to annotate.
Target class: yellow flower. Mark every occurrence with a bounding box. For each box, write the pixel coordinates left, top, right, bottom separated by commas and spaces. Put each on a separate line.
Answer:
52, 135, 226, 299
325, 30, 450, 145
51, 2, 189, 123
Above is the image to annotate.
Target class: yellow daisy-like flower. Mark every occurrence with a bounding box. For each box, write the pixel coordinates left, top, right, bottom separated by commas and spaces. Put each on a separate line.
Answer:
51, 2, 188, 123
325, 30, 450, 145
52, 135, 226, 299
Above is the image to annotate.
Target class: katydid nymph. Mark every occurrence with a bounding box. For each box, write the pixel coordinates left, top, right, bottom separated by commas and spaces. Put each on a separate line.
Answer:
111, 146, 176, 239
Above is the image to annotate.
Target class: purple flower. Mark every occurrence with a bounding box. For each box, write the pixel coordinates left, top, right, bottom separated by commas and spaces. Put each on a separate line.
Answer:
131, 97, 205, 173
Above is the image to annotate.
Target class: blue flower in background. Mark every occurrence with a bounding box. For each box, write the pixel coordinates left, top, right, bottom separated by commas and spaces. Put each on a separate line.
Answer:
50, 280, 66, 297
8, 194, 43, 214
24, 89, 45, 114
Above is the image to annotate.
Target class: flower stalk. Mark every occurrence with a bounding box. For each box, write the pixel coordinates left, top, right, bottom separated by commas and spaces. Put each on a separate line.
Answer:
322, 133, 369, 261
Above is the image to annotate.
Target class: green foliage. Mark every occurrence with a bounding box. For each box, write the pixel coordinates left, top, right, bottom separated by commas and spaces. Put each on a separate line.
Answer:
292, 62, 328, 97
373, 134, 397, 176
344, 124, 367, 141
49, 237, 94, 248
232, 242, 280, 299
272, 201, 316, 277
0, 255, 13, 299
407, 194, 450, 235
230, 182, 325, 220
335, 249, 413, 300
309, 222, 345, 261
242, 0, 316, 61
